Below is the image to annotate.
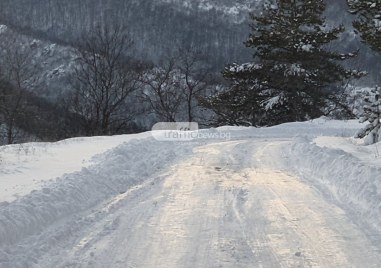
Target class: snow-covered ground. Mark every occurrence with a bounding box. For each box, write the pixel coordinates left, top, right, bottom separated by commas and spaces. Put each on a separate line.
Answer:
1, 118, 380, 267
0, 133, 151, 202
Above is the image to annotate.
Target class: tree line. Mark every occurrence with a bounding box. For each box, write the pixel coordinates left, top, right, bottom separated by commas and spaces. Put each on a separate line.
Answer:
0, 0, 250, 70
348, 0, 381, 144
0, 24, 217, 143
0, 0, 380, 144
203, 0, 381, 144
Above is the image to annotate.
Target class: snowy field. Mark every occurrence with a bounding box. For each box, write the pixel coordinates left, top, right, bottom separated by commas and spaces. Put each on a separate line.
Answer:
0, 118, 380, 267
0, 133, 152, 202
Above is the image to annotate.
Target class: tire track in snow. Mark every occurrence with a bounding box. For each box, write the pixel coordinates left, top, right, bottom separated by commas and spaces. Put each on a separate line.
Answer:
6, 139, 381, 267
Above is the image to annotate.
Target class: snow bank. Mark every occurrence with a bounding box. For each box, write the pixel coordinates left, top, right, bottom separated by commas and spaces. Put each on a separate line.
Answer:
285, 137, 381, 233
216, 117, 363, 139
0, 118, 368, 252
0, 138, 191, 247
0, 133, 151, 202
315, 136, 381, 167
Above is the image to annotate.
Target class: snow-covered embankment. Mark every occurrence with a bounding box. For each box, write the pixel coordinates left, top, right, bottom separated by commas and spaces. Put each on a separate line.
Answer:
0, 138, 191, 247
285, 136, 381, 235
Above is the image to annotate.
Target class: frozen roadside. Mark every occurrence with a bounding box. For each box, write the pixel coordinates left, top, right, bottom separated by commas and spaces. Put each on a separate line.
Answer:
0, 137, 193, 248
282, 136, 381, 240
0, 118, 373, 266
314, 136, 381, 167
0, 133, 152, 202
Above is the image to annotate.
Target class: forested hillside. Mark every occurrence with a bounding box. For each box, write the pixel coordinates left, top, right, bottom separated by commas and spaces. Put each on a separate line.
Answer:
0, 0, 380, 144
0, 0, 257, 68
0, 0, 379, 76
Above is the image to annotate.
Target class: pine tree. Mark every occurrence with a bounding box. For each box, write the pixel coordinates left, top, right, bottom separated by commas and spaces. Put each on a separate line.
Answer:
200, 80, 265, 126
205, 0, 364, 126
348, 0, 381, 52
348, 0, 381, 143
355, 87, 381, 144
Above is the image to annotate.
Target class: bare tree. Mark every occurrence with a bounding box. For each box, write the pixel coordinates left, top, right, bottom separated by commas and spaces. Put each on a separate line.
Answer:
178, 48, 210, 122
69, 25, 139, 135
139, 56, 183, 122
0, 31, 39, 144
139, 49, 211, 123
0, 81, 24, 144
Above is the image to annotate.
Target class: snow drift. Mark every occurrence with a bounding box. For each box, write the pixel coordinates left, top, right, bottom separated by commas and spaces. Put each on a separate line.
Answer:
0, 138, 191, 247
285, 137, 381, 235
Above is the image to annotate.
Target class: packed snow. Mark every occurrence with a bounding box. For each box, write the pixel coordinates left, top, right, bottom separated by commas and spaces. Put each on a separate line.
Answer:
1, 118, 381, 267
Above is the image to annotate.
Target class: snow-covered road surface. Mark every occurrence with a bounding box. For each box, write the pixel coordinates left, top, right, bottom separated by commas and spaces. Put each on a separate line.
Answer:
1, 119, 381, 268
22, 139, 381, 268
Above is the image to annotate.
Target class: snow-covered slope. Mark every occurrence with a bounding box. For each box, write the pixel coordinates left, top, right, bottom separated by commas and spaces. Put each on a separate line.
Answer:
0, 133, 153, 202
1, 118, 381, 267
160, 0, 259, 23
0, 24, 76, 100
3, 0, 379, 77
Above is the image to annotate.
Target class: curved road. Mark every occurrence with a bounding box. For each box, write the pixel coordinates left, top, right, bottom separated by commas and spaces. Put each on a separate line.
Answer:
37, 140, 381, 268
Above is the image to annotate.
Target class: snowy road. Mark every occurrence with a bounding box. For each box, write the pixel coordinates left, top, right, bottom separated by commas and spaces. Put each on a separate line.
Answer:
30, 139, 381, 268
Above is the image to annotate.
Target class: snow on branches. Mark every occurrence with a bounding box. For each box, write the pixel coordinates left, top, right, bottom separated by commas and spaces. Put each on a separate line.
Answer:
356, 87, 381, 144
348, 0, 381, 52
